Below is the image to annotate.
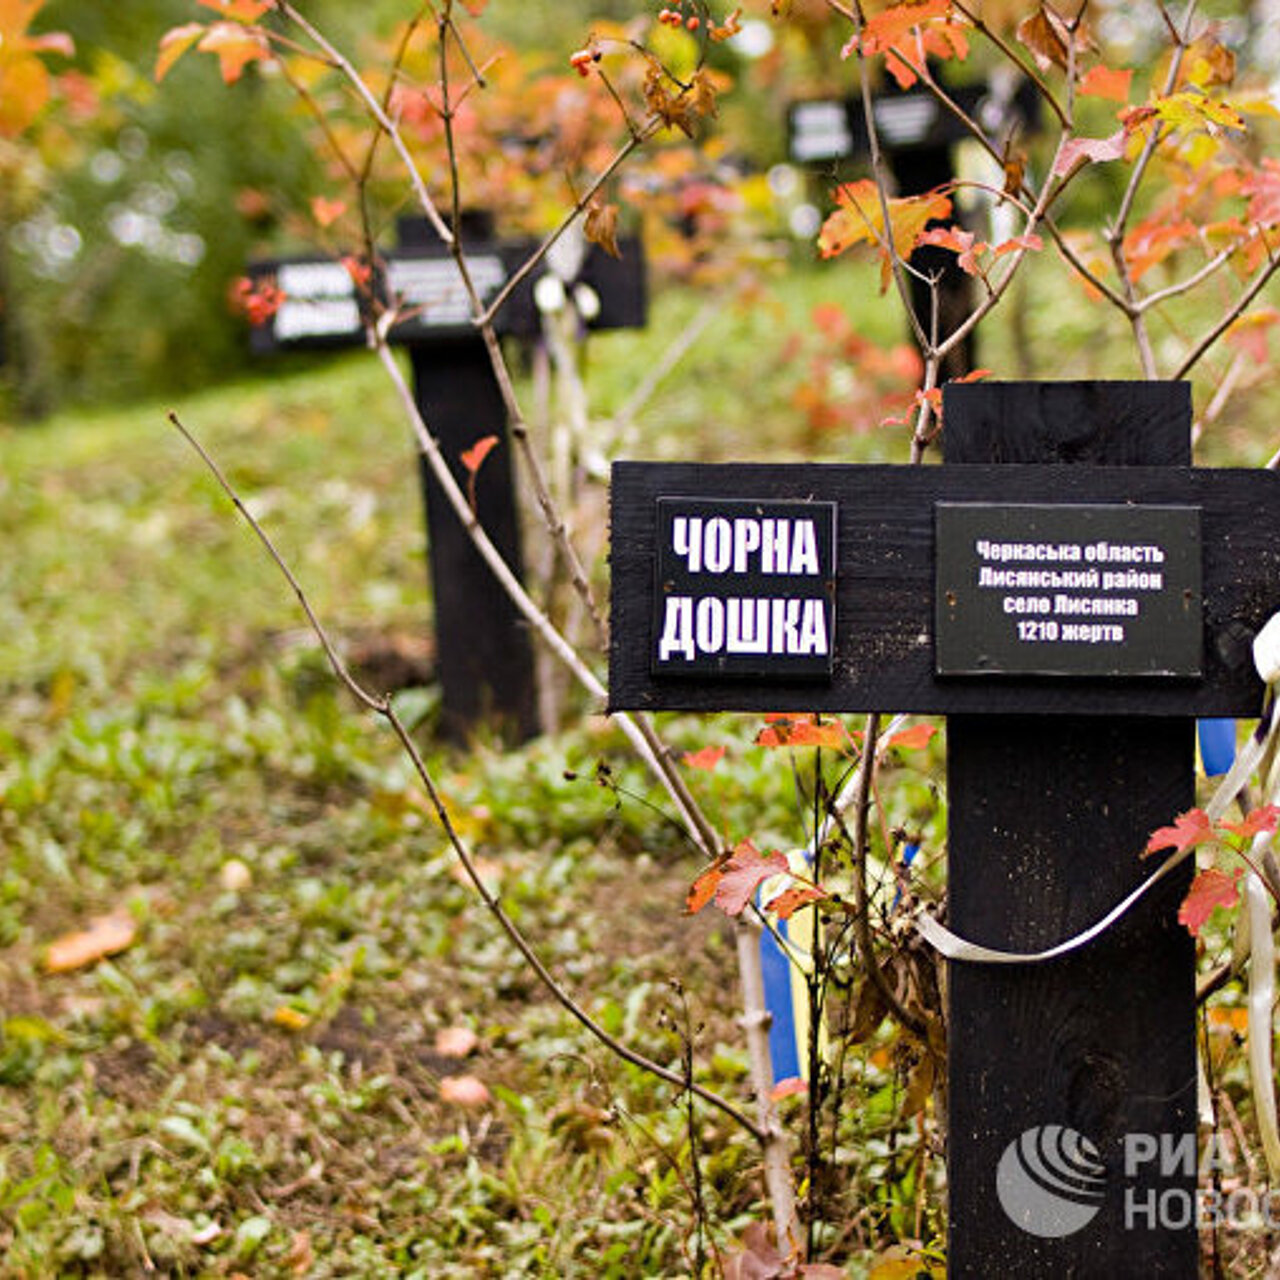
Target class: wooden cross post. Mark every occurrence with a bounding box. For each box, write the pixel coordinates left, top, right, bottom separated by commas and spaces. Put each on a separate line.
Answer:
608, 380, 1280, 1277
789, 78, 1038, 379
246, 217, 646, 742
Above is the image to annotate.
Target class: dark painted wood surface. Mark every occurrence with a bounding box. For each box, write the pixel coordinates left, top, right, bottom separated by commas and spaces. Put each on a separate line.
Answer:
609, 460, 1279, 717
945, 382, 1197, 1278
411, 340, 539, 743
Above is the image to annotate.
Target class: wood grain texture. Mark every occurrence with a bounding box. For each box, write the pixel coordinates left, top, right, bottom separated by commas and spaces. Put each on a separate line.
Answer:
608, 461, 1279, 717
946, 381, 1195, 1279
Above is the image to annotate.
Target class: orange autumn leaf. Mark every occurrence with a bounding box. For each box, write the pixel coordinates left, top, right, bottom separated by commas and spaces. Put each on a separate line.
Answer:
1078, 64, 1132, 103
310, 196, 347, 228
197, 0, 272, 20
819, 180, 952, 291
842, 0, 968, 90
45, 913, 136, 973
0, 0, 74, 138
460, 434, 500, 475
887, 723, 937, 751
686, 859, 726, 914
765, 884, 827, 920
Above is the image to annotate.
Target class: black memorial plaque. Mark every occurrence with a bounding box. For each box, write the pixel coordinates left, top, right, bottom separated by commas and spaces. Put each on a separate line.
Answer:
652, 497, 837, 680
936, 503, 1202, 678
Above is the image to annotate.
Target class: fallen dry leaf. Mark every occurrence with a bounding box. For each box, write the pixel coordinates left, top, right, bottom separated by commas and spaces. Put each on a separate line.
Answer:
45, 914, 136, 973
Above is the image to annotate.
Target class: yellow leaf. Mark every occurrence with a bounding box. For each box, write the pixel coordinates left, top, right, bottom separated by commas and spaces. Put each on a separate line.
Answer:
45, 914, 136, 973
1151, 90, 1245, 136
271, 1005, 310, 1030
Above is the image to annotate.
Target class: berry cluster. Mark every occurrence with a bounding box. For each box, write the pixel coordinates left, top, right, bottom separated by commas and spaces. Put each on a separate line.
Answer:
657, 5, 701, 30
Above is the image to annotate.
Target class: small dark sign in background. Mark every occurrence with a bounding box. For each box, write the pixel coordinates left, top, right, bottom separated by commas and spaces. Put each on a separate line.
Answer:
652, 497, 837, 679
935, 503, 1202, 678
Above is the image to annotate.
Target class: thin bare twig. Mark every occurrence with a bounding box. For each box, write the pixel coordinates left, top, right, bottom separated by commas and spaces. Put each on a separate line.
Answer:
167, 409, 762, 1142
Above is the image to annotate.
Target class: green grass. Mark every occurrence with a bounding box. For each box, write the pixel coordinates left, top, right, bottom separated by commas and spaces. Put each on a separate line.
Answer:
1, 251, 1276, 1276
0, 263, 943, 1276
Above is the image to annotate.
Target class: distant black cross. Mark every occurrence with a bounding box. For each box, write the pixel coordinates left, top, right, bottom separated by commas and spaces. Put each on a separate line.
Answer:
246, 215, 647, 742
789, 77, 1039, 380
609, 381, 1280, 1278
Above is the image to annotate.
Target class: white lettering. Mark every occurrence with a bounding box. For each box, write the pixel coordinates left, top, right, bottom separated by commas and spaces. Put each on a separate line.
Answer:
672, 517, 700, 573
771, 598, 801, 654
695, 597, 725, 653
762, 519, 790, 575
732, 518, 761, 573
703, 518, 732, 574
657, 597, 695, 662
796, 599, 829, 656
726, 598, 770, 653
789, 520, 820, 576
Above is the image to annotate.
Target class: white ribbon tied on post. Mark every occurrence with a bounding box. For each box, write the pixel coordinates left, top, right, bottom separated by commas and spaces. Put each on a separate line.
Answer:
915, 610, 1280, 1175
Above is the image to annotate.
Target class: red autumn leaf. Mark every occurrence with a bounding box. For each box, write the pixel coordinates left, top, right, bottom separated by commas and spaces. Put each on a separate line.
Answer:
1177, 866, 1242, 936
1078, 64, 1133, 103
714, 841, 790, 916
1144, 808, 1216, 858
682, 744, 726, 771
460, 434, 499, 476
1052, 130, 1128, 176
686, 861, 725, 915
765, 884, 827, 920
888, 723, 937, 751
1221, 805, 1280, 840
918, 226, 984, 275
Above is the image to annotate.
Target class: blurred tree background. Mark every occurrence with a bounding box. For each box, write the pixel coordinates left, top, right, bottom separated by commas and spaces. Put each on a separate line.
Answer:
0, 1, 678, 419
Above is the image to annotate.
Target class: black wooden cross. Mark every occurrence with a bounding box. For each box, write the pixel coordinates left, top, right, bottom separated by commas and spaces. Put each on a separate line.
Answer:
608, 380, 1280, 1277
246, 215, 647, 742
789, 77, 1039, 379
